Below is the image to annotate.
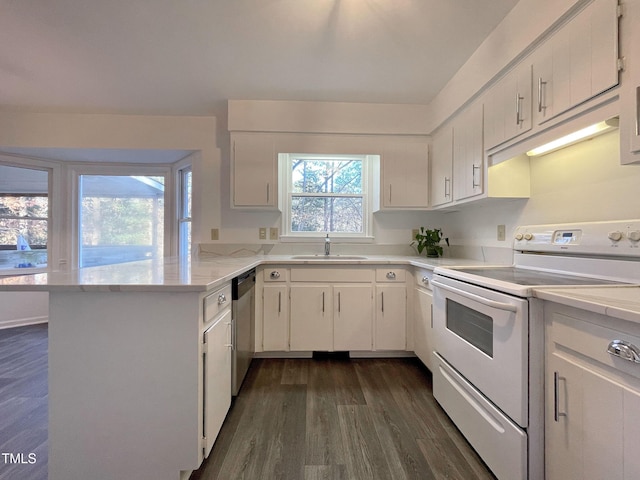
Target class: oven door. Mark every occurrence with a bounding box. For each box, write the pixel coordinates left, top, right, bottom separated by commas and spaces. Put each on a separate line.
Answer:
432, 275, 529, 426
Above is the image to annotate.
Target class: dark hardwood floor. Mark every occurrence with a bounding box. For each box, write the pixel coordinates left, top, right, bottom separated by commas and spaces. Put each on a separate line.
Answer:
191, 356, 496, 480
0, 323, 48, 480
0, 325, 496, 480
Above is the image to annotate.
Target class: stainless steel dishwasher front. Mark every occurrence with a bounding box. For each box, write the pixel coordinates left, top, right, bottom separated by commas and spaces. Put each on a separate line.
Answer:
231, 268, 255, 396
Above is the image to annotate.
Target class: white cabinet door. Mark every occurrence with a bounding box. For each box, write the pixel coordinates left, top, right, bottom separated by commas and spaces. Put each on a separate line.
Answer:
413, 287, 433, 371
452, 102, 484, 201
231, 132, 277, 208
290, 285, 333, 351
203, 309, 232, 458
381, 140, 429, 209
333, 285, 373, 351
546, 352, 640, 480
534, 0, 619, 125
430, 126, 453, 207
262, 285, 288, 351
484, 61, 532, 149
375, 285, 406, 350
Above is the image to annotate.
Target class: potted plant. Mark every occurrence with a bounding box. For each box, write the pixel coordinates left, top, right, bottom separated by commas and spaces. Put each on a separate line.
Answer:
412, 227, 444, 258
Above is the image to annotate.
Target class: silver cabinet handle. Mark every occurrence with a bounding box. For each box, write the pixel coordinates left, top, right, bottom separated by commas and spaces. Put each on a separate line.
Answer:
381, 291, 384, 313
338, 292, 341, 313
553, 371, 566, 422
515, 93, 524, 125
225, 321, 233, 348
444, 177, 451, 197
218, 293, 227, 305
472, 164, 481, 188
322, 291, 325, 313
270, 271, 280, 279
636, 86, 640, 137
389, 184, 392, 204
386, 271, 396, 280
607, 340, 640, 363
278, 291, 281, 313
266, 183, 270, 203
538, 77, 547, 113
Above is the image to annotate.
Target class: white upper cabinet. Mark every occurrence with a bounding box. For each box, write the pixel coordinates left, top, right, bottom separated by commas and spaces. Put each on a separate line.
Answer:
452, 102, 484, 201
533, 0, 620, 125
620, 0, 640, 163
430, 126, 453, 207
484, 61, 533, 150
231, 132, 278, 209
381, 139, 429, 209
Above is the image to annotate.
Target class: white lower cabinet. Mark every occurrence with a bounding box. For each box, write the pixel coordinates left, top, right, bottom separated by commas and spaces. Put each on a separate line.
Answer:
413, 286, 433, 370
290, 285, 333, 351
203, 309, 232, 458
262, 284, 289, 351
545, 303, 640, 479
375, 285, 406, 350
334, 285, 373, 351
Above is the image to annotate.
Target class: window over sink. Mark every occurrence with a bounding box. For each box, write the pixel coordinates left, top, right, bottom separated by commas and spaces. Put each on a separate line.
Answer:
279, 153, 377, 240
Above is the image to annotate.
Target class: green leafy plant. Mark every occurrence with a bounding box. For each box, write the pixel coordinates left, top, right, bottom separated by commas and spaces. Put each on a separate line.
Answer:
412, 227, 443, 257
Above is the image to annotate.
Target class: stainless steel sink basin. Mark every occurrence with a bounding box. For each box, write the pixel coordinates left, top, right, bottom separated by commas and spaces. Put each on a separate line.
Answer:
290, 255, 368, 260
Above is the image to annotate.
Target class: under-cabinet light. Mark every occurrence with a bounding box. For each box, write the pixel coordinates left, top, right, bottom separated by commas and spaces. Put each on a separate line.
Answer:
526, 117, 619, 157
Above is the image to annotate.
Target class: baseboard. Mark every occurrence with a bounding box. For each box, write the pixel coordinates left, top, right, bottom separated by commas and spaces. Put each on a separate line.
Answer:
253, 351, 314, 358
254, 350, 416, 359
0, 316, 48, 330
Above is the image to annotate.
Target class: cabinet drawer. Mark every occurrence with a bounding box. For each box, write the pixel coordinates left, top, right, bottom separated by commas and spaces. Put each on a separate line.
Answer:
263, 267, 288, 282
204, 283, 232, 324
376, 268, 406, 282
414, 268, 433, 290
549, 309, 640, 382
290, 268, 373, 283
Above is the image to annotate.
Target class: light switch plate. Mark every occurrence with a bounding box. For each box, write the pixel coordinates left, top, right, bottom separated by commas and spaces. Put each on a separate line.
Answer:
270, 227, 279, 240
411, 228, 419, 240
259, 227, 267, 240
210, 228, 219, 241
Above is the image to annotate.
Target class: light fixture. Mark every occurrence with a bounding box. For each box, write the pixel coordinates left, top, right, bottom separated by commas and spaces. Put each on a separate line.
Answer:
526, 117, 619, 157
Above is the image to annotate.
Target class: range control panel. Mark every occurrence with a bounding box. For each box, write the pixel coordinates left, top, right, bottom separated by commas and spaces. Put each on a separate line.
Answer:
513, 220, 640, 256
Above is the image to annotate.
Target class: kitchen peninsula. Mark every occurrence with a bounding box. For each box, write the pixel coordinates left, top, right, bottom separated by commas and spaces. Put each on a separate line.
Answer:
0, 254, 478, 480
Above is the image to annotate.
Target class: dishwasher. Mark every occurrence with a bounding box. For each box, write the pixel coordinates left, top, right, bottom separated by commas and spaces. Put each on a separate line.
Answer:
232, 268, 255, 396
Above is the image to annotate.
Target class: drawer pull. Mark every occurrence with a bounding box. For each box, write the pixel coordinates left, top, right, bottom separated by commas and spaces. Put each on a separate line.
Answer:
218, 293, 227, 305
607, 340, 640, 364
270, 271, 281, 279
386, 271, 396, 280
422, 276, 429, 285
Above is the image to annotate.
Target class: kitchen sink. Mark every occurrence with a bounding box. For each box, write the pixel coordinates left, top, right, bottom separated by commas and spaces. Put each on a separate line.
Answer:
290, 255, 368, 260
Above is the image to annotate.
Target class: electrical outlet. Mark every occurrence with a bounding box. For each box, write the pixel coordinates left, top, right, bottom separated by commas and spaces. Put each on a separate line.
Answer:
411, 228, 419, 240
270, 227, 279, 240
259, 227, 267, 240
210, 228, 219, 241
497, 224, 506, 241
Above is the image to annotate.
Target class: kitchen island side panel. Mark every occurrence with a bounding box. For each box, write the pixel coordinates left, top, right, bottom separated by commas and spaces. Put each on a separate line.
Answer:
48, 290, 202, 480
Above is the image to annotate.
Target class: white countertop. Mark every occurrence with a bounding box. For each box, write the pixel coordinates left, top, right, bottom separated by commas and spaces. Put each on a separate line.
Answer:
0, 254, 486, 293
534, 286, 640, 324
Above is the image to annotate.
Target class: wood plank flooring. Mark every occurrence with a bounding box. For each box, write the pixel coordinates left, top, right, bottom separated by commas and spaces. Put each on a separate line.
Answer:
191, 356, 496, 480
0, 323, 48, 480
0, 325, 496, 480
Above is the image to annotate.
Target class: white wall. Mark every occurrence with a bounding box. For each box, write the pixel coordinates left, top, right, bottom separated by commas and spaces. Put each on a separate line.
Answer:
444, 130, 640, 248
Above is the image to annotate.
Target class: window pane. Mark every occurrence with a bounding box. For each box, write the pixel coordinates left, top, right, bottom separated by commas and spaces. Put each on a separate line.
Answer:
0, 196, 48, 218
79, 175, 164, 267
291, 196, 363, 233
291, 159, 362, 194
0, 218, 48, 247
182, 170, 192, 218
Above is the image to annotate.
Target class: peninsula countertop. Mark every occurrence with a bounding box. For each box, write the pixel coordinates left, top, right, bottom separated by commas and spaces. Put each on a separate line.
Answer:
0, 254, 488, 293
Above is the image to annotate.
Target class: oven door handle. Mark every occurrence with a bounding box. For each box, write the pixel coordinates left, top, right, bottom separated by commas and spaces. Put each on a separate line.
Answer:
431, 279, 519, 313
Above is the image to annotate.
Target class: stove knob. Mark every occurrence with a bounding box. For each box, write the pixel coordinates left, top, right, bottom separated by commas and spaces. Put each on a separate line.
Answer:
524, 233, 534, 241
514, 233, 524, 241
608, 231, 624, 242
628, 230, 640, 242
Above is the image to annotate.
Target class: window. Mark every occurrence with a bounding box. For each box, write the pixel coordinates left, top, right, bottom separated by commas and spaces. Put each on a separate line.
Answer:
280, 154, 376, 238
78, 175, 165, 267
178, 167, 192, 257
0, 165, 49, 271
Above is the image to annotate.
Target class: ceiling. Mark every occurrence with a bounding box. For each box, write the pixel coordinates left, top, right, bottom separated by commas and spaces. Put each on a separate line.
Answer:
0, 0, 519, 119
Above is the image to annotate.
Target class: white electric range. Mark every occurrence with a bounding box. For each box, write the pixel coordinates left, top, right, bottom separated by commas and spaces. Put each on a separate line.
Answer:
431, 220, 640, 480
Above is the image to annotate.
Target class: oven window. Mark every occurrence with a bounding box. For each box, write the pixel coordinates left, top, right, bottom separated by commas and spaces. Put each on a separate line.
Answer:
446, 299, 493, 357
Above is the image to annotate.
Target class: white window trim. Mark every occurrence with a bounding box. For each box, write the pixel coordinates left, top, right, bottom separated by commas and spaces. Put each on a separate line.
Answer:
278, 153, 377, 241
176, 165, 192, 258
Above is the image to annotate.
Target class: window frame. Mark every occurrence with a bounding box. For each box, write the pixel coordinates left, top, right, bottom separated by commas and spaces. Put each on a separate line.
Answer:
177, 165, 192, 258
279, 153, 376, 241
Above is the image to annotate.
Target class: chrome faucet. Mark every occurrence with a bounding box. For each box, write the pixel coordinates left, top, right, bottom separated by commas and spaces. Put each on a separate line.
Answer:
324, 233, 331, 256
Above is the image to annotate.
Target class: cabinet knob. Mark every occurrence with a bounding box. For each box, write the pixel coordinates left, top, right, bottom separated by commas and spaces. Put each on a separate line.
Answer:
218, 293, 227, 305
270, 271, 281, 279
422, 276, 429, 285
386, 271, 396, 280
